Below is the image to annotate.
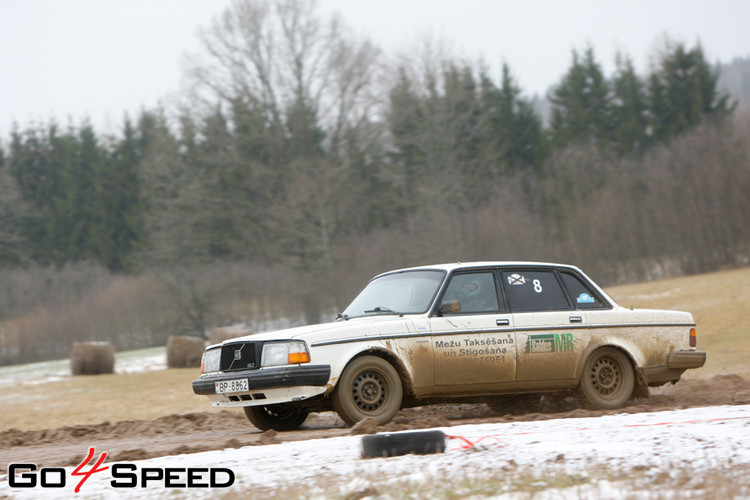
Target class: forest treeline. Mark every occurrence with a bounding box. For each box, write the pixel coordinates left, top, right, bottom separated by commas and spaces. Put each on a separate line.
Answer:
0, 0, 748, 363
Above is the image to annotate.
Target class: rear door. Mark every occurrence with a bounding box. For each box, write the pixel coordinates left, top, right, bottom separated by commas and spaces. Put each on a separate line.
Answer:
429, 269, 516, 387
501, 268, 588, 382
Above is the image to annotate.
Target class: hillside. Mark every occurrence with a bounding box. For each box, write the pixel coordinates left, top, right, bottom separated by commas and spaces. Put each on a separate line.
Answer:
608, 265, 750, 377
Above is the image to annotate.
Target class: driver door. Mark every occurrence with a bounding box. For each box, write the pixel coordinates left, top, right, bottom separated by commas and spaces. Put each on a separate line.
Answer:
429, 270, 516, 389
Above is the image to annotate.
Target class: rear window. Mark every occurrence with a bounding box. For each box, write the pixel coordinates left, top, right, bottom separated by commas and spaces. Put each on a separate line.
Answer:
502, 270, 571, 312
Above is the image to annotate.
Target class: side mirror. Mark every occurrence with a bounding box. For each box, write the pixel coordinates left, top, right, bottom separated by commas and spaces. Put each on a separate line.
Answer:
438, 300, 461, 315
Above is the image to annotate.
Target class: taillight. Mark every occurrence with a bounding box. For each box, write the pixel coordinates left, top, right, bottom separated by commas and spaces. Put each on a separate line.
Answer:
690, 328, 697, 348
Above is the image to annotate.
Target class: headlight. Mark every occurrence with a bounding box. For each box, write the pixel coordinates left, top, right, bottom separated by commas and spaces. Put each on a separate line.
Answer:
261, 340, 311, 367
201, 348, 221, 374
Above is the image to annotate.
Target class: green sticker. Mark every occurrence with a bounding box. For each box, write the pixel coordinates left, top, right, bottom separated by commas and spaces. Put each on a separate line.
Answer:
525, 333, 574, 354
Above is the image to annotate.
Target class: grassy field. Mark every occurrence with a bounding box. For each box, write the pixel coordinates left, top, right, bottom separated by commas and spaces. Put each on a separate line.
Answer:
607, 265, 750, 378
0, 368, 211, 432
1, 266, 748, 432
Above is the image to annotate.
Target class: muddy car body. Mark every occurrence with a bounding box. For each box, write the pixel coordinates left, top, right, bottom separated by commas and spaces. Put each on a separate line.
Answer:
193, 262, 706, 430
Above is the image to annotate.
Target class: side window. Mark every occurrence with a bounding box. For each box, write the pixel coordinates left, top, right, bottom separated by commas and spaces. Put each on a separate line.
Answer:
502, 270, 571, 312
440, 272, 502, 314
560, 272, 607, 309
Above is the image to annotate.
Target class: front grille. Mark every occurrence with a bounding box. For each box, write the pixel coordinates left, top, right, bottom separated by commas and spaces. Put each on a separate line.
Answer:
220, 342, 260, 371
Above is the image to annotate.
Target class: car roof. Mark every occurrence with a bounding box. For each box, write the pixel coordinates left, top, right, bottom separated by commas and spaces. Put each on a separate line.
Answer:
377, 261, 583, 277
370, 261, 617, 308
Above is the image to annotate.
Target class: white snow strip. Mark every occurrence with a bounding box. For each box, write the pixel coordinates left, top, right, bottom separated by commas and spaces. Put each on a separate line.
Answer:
2, 404, 749, 499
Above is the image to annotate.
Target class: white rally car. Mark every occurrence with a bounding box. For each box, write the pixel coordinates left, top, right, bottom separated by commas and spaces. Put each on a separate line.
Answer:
192, 262, 706, 430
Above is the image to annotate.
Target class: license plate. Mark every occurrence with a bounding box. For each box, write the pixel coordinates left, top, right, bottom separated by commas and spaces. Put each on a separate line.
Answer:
215, 378, 249, 394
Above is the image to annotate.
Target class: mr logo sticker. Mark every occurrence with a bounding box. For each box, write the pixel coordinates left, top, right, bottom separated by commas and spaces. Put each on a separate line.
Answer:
525, 333, 574, 354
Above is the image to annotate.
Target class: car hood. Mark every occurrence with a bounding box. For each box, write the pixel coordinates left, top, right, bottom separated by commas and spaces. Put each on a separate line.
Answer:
222, 315, 416, 346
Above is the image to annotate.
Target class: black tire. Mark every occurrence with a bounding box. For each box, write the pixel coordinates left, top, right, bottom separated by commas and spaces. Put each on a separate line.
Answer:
362, 430, 446, 458
243, 404, 309, 431
486, 393, 541, 414
332, 355, 403, 426
579, 347, 635, 409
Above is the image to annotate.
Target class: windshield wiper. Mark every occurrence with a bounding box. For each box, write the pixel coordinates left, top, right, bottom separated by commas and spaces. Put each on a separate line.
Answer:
336, 312, 350, 321
363, 306, 402, 316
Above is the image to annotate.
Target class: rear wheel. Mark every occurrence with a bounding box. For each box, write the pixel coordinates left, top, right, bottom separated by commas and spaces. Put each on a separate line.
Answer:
332, 355, 403, 426
579, 347, 635, 409
243, 404, 309, 431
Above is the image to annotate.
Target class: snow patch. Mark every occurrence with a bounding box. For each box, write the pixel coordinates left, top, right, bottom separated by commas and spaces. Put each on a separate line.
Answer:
2, 404, 749, 498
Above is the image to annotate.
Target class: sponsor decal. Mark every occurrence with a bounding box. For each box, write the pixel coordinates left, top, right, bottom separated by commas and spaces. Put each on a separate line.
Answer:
525, 333, 574, 354
577, 293, 595, 304
435, 335, 515, 351
507, 274, 526, 286
8, 447, 235, 493
434, 335, 515, 365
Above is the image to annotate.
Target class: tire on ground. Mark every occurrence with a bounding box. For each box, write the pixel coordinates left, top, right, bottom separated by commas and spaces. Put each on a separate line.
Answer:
361, 430, 446, 458
332, 355, 403, 426
579, 346, 635, 409
243, 404, 310, 431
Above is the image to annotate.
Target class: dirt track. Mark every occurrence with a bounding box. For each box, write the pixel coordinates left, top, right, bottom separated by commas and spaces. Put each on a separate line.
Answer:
3, 374, 749, 473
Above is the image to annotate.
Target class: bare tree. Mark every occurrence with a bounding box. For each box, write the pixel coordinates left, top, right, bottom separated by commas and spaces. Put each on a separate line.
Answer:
184, 0, 381, 149
181, 0, 385, 322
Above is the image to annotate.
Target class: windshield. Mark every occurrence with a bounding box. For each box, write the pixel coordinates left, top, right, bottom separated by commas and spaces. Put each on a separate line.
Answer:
342, 270, 445, 318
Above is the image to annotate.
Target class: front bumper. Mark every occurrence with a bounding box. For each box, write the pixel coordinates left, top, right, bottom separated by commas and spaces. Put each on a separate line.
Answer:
192, 364, 331, 395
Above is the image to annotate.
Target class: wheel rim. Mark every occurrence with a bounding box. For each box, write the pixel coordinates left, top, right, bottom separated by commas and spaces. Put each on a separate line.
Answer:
352, 370, 387, 412
589, 356, 621, 396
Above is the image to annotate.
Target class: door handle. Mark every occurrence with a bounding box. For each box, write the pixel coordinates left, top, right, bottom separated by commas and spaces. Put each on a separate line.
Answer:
496, 319, 510, 326
569, 316, 583, 323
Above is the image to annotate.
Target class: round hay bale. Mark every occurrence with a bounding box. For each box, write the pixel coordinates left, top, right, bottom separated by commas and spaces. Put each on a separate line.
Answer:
167, 335, 206, 368
71, 341, 115, 375
209, 326, 253, 345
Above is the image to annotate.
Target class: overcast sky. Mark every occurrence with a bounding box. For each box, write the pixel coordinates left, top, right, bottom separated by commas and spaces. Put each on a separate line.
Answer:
2, 0, 749, 138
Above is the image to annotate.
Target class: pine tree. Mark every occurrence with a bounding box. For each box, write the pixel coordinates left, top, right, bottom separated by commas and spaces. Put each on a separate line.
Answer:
610, 53, 649, 156
481, 63, 546, 174
91, 117, 142, 271
549, 47, 612, 148
648, 41, 735, 143
0, 141, 31, 265
387, 68, 425, 202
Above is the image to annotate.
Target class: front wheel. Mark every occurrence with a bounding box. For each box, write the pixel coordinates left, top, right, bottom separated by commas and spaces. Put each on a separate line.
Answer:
243, 404, 309, 431
579, 347, 635, 409
332, 355, 403, 426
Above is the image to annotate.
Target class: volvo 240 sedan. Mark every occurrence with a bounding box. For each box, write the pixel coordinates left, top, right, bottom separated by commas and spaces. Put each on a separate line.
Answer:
192, 262, 706, 430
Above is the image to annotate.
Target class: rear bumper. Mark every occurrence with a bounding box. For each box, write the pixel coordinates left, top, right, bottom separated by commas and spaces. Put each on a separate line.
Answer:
642, 350, 706, 386
667, 350, 706, 369
192, 364, 331, 395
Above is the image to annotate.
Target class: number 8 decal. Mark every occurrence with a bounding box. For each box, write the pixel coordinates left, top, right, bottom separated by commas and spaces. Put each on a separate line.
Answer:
533, 279, 543, 293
